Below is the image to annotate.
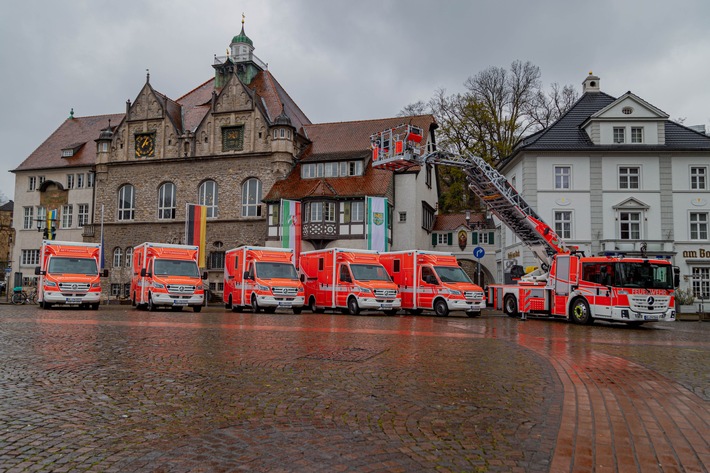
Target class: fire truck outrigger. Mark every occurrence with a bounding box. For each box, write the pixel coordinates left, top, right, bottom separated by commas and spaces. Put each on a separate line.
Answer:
371, 124, 679, 325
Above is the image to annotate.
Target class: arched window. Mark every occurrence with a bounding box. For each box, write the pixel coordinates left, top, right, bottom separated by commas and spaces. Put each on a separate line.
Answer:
113, 247, 122, 268
242, 178, 262, 217
117, 185, 135, 221
125, 247, 133, 267
198, 180, 218, 218
158, 182, 176, 219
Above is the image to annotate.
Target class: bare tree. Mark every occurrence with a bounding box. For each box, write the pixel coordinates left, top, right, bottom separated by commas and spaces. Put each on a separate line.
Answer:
397, 101, 429, 117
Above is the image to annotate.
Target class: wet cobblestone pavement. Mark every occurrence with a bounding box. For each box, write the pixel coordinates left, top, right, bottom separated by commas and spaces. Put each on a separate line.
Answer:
0, 305, 707, 472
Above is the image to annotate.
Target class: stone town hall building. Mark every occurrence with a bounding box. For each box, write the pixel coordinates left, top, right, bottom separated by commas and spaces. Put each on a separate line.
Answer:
10, 25, 445, 300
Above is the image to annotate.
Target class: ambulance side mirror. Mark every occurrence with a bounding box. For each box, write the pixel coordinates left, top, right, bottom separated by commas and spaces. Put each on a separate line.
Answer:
300, 274, 305, 282
244, 271, 252, 280
102, 269, 109, 277
673, 267, 680, 288
34, 266, 43, 276
202, 271, 208, 280
140, 268, 149, 277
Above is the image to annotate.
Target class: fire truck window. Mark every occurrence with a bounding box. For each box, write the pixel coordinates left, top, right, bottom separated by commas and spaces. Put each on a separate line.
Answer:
339, 265, 351, 283
421, 266, 437, 285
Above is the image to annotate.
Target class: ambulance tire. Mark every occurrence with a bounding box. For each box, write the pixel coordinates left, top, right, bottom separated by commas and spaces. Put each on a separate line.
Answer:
264, 307, 277, 314
231, 304, 242, 313
225, 297, 232, 310
384, 310, 398, 316
193, 305, 202, 313
347, 297, 360, 315
466, 310, 480, 318
407, 309, 423, 315
433, 298, 449, 317
148, 294, 157, 312
41, 301, 52, 310
251, 296, 261, 313
504, 295, 519, 318
292, 307, 302, 315
309, 297, 324, 313
570, 298, 593, 325
91, 303, 99, 310
132, 293, 137, 307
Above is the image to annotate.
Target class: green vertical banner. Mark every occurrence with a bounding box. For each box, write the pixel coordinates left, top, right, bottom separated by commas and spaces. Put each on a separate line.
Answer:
367, 196, 388, 252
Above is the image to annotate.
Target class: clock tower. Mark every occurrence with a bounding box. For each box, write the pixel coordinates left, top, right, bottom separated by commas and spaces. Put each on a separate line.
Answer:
214, 14, 266, 88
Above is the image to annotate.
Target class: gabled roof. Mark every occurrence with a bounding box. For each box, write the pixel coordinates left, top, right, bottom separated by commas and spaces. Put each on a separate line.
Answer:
508, 91, 710, 161
0, 200, 13, 212
433, 212, 490, 231
264, 115, 436, 202
588, 91, 669, 120
12, 113, 124, 172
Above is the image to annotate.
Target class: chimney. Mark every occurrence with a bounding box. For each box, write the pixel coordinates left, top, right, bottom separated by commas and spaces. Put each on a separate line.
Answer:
582, 72, 600, 93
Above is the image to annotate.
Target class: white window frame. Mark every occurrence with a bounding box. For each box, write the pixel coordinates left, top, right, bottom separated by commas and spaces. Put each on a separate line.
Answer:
619, 167, 640, 189
554, 210, 573, 239
242, 178, 262, 217
67, 174, 75, 189
309, 202, 323, 222
613, 127, 625, 144
436, 233, 448, 245
554, 166, 571, 190
37, 206, 46, 230
323, 202, 336, 222
631, 127, 643, 143
158, 182, 176, 220
690, 212, 709, 241
351, 201, 364, 222
61, 204, 73, 228
28, 176, 36, 191
125, 247, 133, 267
302, 164, 316, 179
113, 247, 122, 268
691, 267, 710, 299
619, 211, 642, 240
23, 207, 34, 230
87, 173, 94, 188
324, 162, 338, 177
77, 173, 85, 188
118, 185, 135, 221
77, 204, 89, 228
691, 166, 707, 190
198, 180, 218, 218
21, 249, 40, 266
398, 211, 407, 223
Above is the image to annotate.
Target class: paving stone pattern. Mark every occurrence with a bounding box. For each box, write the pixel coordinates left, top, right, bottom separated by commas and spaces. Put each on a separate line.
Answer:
0, 305, 707, 472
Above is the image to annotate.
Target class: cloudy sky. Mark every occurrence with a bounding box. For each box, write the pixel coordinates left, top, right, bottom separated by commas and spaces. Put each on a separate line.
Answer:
2, 0, 709, 200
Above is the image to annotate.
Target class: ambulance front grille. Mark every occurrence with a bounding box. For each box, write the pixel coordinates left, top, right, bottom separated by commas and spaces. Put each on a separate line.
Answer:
167, 285, 195, 294
273, 287, 298, 296
58, 282, 90, 292
374, 289, 397, 298
465, 291, 484, 300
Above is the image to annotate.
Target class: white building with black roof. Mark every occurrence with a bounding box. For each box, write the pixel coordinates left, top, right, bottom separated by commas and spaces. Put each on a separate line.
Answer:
498, 73, 710, 299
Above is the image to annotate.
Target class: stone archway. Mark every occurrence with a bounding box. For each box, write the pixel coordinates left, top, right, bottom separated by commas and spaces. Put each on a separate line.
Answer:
458, 258, 493, 289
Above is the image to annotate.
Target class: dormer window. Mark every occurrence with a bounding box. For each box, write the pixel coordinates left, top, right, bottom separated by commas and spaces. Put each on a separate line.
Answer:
613, 127, 625, 144
61, 142, 85, 158
62, 149, 74, 157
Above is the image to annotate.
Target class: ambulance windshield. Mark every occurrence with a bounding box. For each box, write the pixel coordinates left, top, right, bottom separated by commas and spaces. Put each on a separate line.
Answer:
255, 262, 298, 279
48, 257, 98, 275
435, 266, 473, 284
350, 264, 392, 282
154, 259, 200, 277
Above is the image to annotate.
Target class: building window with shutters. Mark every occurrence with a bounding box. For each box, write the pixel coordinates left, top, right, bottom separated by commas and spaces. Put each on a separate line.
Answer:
433, 233, 451, 246
472, 231, 495, 245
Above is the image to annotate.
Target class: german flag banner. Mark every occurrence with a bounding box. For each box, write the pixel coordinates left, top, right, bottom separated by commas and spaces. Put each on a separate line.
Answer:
185, 203, 207, 267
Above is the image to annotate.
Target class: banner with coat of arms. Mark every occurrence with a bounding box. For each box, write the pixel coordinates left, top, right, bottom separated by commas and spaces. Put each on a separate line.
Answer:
366, 196, 388, 252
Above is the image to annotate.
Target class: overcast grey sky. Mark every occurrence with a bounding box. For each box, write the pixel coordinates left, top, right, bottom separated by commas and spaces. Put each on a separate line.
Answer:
2, 0, 709, 200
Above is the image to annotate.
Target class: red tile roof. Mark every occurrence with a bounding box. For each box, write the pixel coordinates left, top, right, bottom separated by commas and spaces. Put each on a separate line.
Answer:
433, 212, 489, 231
12, 114, 124, 172
265, 115, 436, 202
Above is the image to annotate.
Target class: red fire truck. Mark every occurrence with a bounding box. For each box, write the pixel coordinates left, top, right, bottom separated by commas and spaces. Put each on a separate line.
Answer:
380, 250, 485, 317
299, 248, 400, 315
371, 124, 679, 325
223, 246, 305, 314
35, 240, 107, 310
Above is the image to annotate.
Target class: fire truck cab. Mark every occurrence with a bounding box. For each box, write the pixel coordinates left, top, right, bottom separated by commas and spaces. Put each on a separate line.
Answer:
299, 248, 401, 315
34, 240, 107, 310
131, 242, 206, 312
380, 250, 485, 317
223, 246, 305, 314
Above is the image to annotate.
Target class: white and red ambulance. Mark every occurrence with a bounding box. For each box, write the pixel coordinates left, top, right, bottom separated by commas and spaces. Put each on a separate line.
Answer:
223, 246, 304, 314
299, 248, 400, 315
380, 250, 485, 317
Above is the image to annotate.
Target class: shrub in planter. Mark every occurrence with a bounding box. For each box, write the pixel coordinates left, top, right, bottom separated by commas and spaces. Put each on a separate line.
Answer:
674, 288, 696, 313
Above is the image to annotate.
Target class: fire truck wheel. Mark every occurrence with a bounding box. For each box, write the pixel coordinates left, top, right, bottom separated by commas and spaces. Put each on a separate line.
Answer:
347, 297, 360, 315
193, 305, 202, 313
251, 296, 261, 313
293, 307, 302, 314
148, 294, 157, 312
503, 295, 519, 317
571, 298, 593, 325
434, 299, 449, 317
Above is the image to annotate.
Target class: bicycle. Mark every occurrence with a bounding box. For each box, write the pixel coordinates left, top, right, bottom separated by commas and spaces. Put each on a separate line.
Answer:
11, 287, 38, 305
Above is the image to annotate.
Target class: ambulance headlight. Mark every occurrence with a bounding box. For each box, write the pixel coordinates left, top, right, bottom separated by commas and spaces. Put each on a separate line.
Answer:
153, 282, 165, 289
91, 282, 101, 288
356, 286, 371, 294
45, 281, 57, 287
257, 284, 270, 292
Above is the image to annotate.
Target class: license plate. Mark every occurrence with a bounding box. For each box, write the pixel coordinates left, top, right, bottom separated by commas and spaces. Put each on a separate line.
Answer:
278, 302, 292, 307
173, 300, 188, 306
380, 304, 392, 309
66, 298, 82, 303
644, 314, 659, 320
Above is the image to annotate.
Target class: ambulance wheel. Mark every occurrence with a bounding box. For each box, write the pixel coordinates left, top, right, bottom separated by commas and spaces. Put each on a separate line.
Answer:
264, 307, 277, 314
41, 301, 52, 310
231, 304, 242, 313
225, 296, 232, 309
407, 309, 423, 315
570, 298, 592, 325
347, 297, 360, 315
292, 307, 302, 314
384, 310, 398, 316
132, 293, 137, 307
504, 295, 519, 317
193, 305, 202, 313
433, 299, 449, 317
251, 295, 260, 313
171, 306, 183, 312
466, 310, 480, 318
91, 303, 99, 310
309, 297, 323, 313
148, 294, 157, 312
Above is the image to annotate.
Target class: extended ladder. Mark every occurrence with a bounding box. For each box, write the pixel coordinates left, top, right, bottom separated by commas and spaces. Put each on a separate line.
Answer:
371, 125, 570, 265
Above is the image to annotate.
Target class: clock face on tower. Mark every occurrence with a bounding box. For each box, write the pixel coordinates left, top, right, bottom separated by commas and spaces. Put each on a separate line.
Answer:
135, 133, 155, 158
